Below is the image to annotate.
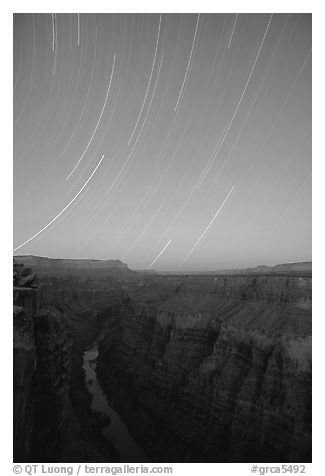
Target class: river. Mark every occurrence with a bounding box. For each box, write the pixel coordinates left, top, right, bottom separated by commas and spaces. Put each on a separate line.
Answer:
82, 332, 147, 462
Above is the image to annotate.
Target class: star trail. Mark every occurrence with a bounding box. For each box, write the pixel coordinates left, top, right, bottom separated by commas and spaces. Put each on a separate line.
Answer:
13, 13, 311, 271
181, 185, 235, 265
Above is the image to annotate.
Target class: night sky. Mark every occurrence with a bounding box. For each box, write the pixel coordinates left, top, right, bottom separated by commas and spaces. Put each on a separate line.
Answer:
13, 13, 312, 271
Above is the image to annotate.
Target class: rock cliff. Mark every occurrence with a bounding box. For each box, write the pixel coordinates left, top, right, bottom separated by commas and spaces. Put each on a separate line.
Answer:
97, 274, 312, 462
13, 258, 128, 462
13, 260, 73, 462
13, 302, 36, 461
15, 255, 132, 278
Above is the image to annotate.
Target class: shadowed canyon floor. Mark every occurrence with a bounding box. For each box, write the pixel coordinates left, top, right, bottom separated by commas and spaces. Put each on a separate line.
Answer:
13, 256, 312, 463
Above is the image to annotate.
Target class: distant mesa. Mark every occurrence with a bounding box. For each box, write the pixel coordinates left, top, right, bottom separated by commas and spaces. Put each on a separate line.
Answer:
14, 255, 133, 277
216, 261, 312, 276
157, 261, 312, 276
271, 262, 312, 274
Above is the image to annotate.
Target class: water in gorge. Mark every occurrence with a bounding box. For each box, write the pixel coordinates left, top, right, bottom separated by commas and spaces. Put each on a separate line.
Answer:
82, 332, 147, 462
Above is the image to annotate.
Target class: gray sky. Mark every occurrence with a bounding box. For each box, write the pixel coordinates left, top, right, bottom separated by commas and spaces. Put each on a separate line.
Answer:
13, 13, 311, 271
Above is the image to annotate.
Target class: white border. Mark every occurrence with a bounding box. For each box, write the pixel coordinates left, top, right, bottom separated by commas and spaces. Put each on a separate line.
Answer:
3, 3, 322, 474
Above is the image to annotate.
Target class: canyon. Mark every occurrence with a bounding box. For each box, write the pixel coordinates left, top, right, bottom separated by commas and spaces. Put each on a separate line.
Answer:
13, 256, 312, 463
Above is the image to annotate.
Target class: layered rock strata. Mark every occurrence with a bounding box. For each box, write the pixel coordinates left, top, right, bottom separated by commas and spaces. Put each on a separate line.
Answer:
97, 275, 312, 462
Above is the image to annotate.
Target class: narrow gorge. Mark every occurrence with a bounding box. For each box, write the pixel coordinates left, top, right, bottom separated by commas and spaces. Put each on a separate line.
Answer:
13, 256, 312, 463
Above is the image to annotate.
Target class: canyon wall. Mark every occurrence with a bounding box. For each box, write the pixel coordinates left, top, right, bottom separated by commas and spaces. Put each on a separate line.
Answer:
13, 299, 36, 461
13, 262, 122, 462
97, 274, 312, 462
13, 262, 72, 462
13, 258, 127, 462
